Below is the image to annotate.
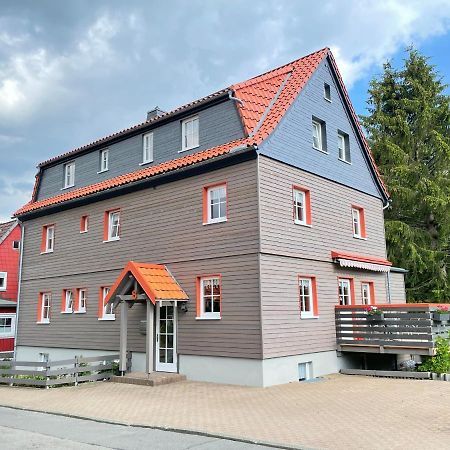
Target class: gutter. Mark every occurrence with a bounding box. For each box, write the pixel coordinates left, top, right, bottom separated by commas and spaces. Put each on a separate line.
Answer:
13, 221, 24, 358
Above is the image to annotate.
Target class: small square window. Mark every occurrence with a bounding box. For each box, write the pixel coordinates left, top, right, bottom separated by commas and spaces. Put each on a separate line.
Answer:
338, 131, 351, 163
181, 116, 199, 152
142, 132, 154, 164
0, 316, 15, 337
12, 240, 20, 250
63, 161, 75, 189
324, 83, 331, 101
204, 184, 227, 224
197, 276, 221, 319
99, 149, 109, 172
80, 215, 89, 233
0, 272, 7, 291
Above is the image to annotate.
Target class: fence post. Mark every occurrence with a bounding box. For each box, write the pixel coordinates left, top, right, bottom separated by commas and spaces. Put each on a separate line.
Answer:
74, 355, 79, 386
126, 351, 132, 373
45, 360, 51, 389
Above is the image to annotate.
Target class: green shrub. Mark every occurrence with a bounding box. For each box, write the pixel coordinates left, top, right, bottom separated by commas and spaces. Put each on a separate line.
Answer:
418, 336, 450, 374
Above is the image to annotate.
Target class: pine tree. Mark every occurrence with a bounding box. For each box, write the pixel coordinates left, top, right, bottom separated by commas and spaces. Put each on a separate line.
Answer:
362, 48, 450, 301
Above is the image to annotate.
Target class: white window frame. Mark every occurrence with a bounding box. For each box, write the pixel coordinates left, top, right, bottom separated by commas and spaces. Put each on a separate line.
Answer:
80, 215, 89, 233
98, 149, 109, 173
40, 293, 51, 324
181, 116, 199, 152
299, 278, 314, 318
352, 207, 362, 238
12, 240, 20, 250
0, 272, 7, 292
312, 120, 322, 151
63, 161, 75, 189
293, 189, 306, 225
362, 283, 372, 305
338, 279, 352, 306
324, 83, 331, 102
77, 288, 87, 313
338, 132, 351, 163
141, 132, 154, 164
197, 277, 221, 320
0, 314, 15, 338
44, 225, 55, 253
107, 211, 120, 241
206, 184, 227, 224
62, 289, 73, 313
101, 287, 115, 320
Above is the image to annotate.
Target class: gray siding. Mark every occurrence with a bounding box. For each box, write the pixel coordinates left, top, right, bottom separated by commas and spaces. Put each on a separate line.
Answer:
258, 156, 388, 262
37, 99, 245, 200
258, 58, 382, 199
260, 253, 388, 359
18, 159, 262, 358
390, 272, 406, 304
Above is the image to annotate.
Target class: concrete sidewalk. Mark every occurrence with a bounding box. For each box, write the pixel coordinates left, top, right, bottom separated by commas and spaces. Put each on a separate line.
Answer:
0, 374, 449, 449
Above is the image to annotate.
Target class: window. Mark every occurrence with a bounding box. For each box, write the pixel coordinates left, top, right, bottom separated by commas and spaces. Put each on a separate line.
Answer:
352, 206, 366, 239
0, 272, 6, 291
293, 186, 312, 226
38, 292, 52, 324
142, 132, 154, 164
76, 288, 87, 313
104, 210, 120, 242
99, 149, 109, 172
62, 289, 73, 313
338, 131, 351, 163
41, 224, 55, 253
63, 161, 75, 188
0, 315, 15, 337
80, 215, 89, 233
12, 240, 20, 250
99, 287, 114, 320
298, 276, 318, 318
338, 278, 354, 306
362, 282, 375, 305
324, 83, 331, 101
312, 118, 327, 152
181, 116, 199, 151
203, 183, 227, 224
197, 276, 221, 319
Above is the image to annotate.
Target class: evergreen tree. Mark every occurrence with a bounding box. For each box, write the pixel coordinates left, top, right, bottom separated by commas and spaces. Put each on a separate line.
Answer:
362, 48, 450, 301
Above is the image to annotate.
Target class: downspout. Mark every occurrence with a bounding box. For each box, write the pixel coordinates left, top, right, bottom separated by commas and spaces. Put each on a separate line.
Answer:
13, 221, 25, 358
382, 198, 392, 302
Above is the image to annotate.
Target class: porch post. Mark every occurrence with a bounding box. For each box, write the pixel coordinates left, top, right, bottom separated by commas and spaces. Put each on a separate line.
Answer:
119, 301, 128, 374
146, 301, 154, 373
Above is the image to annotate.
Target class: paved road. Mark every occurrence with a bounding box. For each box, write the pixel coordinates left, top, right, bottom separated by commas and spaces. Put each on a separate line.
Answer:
0, 407, 280, 450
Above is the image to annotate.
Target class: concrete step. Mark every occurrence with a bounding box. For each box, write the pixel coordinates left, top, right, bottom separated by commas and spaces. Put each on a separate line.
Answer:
110, 371, 186, 387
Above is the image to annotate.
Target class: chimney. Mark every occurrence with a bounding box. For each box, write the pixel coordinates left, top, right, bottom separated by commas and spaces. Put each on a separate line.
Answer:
147, 106, 166, 121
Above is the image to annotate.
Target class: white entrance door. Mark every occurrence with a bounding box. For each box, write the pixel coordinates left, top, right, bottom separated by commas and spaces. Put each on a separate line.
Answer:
155, 301, 177, 373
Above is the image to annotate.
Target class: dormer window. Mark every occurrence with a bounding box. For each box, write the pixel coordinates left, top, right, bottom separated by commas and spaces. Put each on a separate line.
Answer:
99, 149, 109, 173
63, 161, 75, 188
181, 116, 199, 152
142, 132, 154, 164
324, 83, 331, 101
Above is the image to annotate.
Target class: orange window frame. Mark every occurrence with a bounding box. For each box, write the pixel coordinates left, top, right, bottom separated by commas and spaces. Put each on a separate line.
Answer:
98, 286, 111, 318
292, 185, 312, 226
298, 275, 318, 317
361, 281, 375, 305
196, 274, 222, 318
202, 182, 228, 224
74, 288, 88, 312
337, 277, 355, 305
61, 289, 74, 313
351, 204, 366, 238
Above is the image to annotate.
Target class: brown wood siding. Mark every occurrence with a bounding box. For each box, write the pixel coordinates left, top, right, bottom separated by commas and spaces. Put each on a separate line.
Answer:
18, 160, 262, 358
390, 272, 406, 304
260, 253, 388, 359
258, 156, 388, 262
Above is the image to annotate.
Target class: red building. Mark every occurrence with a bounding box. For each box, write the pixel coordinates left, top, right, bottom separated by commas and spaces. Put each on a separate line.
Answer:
0, 220, 20, 354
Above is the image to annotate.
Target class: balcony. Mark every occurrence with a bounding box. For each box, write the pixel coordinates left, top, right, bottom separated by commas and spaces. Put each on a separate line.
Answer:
335, 304, 450, 356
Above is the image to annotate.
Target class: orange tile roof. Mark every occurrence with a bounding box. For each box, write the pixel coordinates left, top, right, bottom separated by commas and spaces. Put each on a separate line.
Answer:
15, 47, 388, 217
105, 261, 188, 305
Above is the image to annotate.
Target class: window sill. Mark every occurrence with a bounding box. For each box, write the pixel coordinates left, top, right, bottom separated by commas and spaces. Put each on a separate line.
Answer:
40, 250, 54, 255
97, 169, 109, 174
61, 311, 72, 314
36, 321, 50, 325
74, 311, 86, 314
179, 144, 199, 153
353, 235, 367, 241
98, 316, 115, 321
203, 218, 228, 226
80, 230, 88, 234
313, 146, 328, 154
294, 221, 312, 228
301, 315, 319, 320
61, 185, 75, 191
0, 288, 6, 292
324, 97, 332, 103
139, 160, 153, 166
103, 237, 120, 243
338, 158, 352, 165
195, 316, 221, 320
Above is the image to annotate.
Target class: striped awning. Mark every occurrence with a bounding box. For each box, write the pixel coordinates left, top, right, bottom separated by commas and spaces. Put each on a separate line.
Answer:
331, 250, 392, 273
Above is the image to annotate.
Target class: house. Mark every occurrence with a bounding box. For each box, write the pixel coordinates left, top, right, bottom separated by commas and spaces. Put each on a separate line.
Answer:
0, 220, 21, 355
13, 48, 409, 386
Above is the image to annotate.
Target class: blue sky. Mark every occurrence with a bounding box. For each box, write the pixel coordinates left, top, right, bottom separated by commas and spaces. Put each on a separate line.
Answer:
0, 0, 449, 221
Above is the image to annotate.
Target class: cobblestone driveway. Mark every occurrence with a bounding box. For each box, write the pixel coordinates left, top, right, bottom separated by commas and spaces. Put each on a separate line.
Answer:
1, 374, 449, 449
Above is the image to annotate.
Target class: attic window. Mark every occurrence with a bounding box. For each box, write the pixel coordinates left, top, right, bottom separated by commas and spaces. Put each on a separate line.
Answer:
12, 240, 20, 250
63, 161, 75, 189
324, 83, 331, 101
181, 116, 199, 152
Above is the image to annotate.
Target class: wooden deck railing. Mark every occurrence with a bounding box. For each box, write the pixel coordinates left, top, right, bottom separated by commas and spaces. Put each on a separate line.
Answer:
335, 304, 450, 355
0, 354, 119, 388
